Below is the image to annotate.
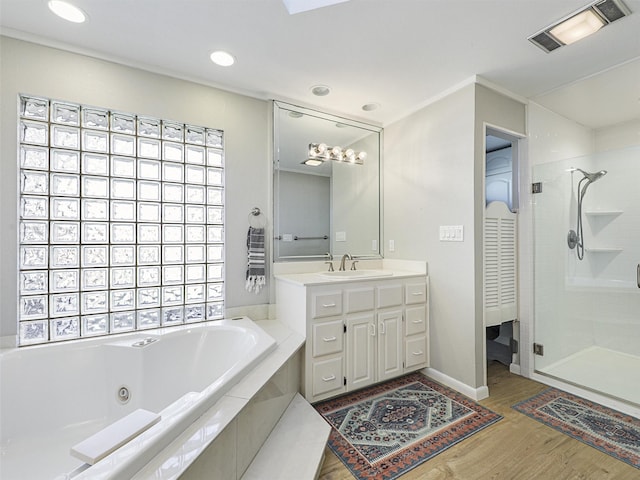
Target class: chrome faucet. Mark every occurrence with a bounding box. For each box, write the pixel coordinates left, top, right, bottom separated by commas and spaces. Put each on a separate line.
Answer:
325, 252, 334, 272
339, 253, 352, 271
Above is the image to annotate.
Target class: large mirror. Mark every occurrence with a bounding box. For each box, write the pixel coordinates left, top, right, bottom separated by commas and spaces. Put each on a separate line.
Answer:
273, 101, 382, 261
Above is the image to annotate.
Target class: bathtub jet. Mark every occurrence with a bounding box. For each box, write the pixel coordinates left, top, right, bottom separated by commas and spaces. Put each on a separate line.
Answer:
567, 168, 608, 260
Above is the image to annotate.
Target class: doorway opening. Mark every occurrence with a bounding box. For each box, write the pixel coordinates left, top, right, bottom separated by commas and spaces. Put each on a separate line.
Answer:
484, 127, 522, 387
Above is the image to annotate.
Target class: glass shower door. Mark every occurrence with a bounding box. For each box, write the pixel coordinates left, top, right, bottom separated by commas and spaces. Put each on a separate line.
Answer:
532, 145, 640, 406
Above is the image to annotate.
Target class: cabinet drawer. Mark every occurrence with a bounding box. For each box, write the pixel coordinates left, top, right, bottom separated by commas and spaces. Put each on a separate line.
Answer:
377, 284, 403, 308
405, 335, 427, 369
312, 320, 344, 357
311, 292, 343, 318
345, 287, 375, 313
405, 282, 427, 304
312, 357, 344, 397
405, 305, 427, 336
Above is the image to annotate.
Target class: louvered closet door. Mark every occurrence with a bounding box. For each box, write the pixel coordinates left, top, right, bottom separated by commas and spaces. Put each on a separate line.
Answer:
485, 201, 517, 327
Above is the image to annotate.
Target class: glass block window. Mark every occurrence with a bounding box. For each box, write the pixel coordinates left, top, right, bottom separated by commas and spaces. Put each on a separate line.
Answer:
18, 95, 225, 345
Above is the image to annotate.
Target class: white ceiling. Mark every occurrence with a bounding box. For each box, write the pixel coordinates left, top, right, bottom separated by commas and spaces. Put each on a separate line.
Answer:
1, 0, 639, 127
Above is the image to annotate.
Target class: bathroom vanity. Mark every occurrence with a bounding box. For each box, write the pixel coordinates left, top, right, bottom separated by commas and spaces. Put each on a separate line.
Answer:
275, 266, 429, 403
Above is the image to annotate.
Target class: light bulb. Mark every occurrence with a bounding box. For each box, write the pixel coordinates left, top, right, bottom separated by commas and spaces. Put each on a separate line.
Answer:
345, 149, 355, 161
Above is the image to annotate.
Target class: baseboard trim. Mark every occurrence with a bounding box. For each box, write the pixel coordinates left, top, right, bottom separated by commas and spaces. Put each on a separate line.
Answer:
423, 367, 489, 401
509, 363, 521, 375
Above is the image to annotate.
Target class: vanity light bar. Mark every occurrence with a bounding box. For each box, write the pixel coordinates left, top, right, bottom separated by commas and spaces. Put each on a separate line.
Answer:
304, 143, 367, 166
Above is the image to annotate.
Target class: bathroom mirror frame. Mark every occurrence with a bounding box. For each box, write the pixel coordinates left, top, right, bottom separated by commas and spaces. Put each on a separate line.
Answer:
273, 101, 383, 262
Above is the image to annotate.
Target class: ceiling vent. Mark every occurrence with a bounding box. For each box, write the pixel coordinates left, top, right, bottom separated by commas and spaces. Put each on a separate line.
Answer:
529, 0, 632, 53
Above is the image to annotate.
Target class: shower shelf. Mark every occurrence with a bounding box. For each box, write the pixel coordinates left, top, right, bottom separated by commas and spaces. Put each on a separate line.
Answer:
585, 247, 623, 253
584, 210, 623, 216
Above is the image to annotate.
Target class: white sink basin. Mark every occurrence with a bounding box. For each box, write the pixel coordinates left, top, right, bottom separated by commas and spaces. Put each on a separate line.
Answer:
318, 269, 393, 280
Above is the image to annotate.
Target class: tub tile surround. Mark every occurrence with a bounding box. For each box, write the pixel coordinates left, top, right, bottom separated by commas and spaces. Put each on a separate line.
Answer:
130, 319, 305, 480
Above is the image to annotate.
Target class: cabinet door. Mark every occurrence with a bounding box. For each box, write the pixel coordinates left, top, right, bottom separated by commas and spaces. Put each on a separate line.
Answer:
346, 313, 375, 391
377, 310, 403, 382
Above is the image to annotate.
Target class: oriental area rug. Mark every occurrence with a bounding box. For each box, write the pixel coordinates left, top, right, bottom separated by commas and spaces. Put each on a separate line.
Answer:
513, 388, 640, 469
314, 373, 502, 480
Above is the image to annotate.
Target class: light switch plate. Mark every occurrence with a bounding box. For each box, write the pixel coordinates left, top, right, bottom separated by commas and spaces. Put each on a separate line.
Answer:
439, 225, 464, 242
336, 231, 346, 242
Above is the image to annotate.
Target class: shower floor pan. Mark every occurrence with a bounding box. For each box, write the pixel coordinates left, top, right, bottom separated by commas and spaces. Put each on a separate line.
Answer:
537, 346, 640, 407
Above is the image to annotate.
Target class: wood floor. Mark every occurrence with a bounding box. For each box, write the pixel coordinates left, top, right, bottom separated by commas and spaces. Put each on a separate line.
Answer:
317, 362, 639, 480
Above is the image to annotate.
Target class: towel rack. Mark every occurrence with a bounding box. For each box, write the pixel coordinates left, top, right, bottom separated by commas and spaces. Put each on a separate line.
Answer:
295, 235, 328, 240
275, 235, 328, 241
248, 207, 266, 228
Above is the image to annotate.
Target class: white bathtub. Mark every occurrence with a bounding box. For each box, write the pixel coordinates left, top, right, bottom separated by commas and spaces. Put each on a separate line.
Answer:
0, 317, 277, 480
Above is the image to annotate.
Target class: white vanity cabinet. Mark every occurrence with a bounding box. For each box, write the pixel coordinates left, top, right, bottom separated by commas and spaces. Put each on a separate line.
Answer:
276, 273, 429, 403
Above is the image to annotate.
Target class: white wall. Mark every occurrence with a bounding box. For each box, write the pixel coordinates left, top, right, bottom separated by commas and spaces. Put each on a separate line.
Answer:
595, 119, 640, 152
384, 85, 477, 388
0, 37, 270, 340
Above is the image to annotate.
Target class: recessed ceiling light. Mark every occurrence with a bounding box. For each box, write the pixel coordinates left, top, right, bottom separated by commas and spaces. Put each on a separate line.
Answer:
362, 103, 380, 112
210, 51, 235, 67
311, 85, 331, 97
48, 0, 87, 23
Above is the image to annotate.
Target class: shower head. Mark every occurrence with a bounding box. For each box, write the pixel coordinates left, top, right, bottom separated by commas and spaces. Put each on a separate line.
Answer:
574, 168, 607, 184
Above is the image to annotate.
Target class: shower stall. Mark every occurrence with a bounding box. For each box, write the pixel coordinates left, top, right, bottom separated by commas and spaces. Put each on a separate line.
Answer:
532, 144, 640, 407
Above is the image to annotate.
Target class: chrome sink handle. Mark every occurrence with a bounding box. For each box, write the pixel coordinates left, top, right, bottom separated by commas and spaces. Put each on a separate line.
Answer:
325, 252, 334, 272
350, 260, 358, 271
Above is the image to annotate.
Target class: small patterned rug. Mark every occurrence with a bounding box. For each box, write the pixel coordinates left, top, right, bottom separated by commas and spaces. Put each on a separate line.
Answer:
314, 373, 502, 480
513, 388, 640, 469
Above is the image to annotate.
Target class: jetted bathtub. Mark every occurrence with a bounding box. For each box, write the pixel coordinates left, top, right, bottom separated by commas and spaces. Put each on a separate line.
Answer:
0, 317, 277, 480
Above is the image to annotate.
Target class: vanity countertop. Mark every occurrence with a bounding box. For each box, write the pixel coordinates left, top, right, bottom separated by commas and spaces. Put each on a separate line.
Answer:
274, 269, 426, 286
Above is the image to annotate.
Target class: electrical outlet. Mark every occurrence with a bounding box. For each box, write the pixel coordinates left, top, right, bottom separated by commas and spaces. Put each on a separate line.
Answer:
372, 239, 377, 251
336, 231, 346, 242
389, 239, 395, 252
